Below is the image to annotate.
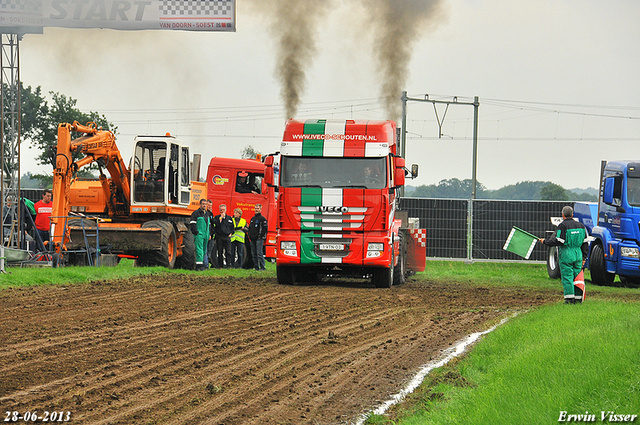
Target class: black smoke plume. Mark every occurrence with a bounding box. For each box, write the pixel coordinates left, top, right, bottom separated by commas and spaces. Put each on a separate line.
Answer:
363, 0, 446, 120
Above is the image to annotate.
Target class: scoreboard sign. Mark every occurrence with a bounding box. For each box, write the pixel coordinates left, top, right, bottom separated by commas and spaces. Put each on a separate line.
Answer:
0, 0, 235, 32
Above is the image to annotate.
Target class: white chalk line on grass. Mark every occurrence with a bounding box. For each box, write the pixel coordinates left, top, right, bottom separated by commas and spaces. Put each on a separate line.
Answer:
352, 312, 521, 425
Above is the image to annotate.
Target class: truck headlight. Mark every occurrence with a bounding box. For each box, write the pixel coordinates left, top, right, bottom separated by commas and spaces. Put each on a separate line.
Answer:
620, 247, 640, 258
367, 242, 384, 258
280, 241, 297, 256
281, 241, 296, 250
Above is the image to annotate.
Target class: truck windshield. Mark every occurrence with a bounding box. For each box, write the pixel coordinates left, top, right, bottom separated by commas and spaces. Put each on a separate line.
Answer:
628, 177, 640, 206
280, 157, 387, 189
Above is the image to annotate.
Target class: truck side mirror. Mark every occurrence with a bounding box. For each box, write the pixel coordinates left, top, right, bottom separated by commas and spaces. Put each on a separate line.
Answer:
264, 155, 275, 186
394, 168, 405, 187
603, 178, 614, 204
394, 157, 406, 187
411, 164, 419, 178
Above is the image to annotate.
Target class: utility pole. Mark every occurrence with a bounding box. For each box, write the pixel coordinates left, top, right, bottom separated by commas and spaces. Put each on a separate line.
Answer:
399, 92, 480, 261
399, 92, 479, 199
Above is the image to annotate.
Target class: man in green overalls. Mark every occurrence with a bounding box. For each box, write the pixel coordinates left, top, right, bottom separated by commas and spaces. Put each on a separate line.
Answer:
190, 199, 210, 271
539, 206, 589, 304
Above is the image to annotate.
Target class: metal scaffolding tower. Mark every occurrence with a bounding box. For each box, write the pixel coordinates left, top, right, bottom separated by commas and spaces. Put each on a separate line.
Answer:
0, 32, 22, 256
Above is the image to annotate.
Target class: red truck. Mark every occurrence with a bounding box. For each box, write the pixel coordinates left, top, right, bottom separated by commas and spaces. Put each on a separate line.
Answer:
263, 119, 426, 287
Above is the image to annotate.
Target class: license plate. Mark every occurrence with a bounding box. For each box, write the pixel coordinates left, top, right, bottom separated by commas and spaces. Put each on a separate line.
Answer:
319, 243, 345, 251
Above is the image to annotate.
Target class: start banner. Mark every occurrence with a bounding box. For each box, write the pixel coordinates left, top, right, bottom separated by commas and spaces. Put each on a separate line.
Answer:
0, 0, 235, 32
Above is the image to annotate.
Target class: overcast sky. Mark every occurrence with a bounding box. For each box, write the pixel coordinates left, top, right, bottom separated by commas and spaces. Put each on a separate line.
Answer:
17, 0, 640, 190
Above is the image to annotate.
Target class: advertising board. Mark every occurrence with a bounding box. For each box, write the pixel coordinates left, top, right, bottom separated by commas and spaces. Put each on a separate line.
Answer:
0, 0, 235, 32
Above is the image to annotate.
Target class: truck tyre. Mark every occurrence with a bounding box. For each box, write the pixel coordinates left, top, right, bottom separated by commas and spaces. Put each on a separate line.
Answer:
231, 243, 249, 268
546, 246, 561, 279
373, 248, 394, 288
138, 220, 177, 269
277, 265, 295, 285
373, 266, 393, 288
393, 238, 406, 285
176, 231, 196, 270
590, 243, 615, 286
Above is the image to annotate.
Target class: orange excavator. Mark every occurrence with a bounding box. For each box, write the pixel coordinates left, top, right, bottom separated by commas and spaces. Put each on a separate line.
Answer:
51, 121, 206, 268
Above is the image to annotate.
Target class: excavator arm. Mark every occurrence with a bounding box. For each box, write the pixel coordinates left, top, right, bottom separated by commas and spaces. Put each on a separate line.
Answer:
51, 121, 131, 253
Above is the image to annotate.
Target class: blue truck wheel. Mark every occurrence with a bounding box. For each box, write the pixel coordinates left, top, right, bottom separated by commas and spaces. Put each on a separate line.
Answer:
590, 244, 615, 286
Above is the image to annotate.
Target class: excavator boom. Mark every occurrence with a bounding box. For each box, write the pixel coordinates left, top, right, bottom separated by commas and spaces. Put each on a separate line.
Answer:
51, 121, 131, 254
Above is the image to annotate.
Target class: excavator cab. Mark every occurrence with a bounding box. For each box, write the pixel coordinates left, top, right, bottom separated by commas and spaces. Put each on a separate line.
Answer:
132, 136, 190, 206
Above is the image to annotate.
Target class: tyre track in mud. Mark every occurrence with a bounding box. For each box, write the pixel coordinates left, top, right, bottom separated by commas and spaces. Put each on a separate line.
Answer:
1, 275, 555, 424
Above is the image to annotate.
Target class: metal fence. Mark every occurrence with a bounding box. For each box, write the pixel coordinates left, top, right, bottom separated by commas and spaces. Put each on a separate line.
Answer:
22, 189, 44, 203
399, 198, 571, 262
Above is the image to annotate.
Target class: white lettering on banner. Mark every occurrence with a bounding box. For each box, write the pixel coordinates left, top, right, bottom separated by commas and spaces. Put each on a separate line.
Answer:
0, 0, 235, 31
292, 134, 378, 141
49, 0, 150, 21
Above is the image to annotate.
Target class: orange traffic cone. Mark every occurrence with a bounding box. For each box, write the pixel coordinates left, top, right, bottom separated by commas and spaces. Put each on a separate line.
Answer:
573, 270, 585, 303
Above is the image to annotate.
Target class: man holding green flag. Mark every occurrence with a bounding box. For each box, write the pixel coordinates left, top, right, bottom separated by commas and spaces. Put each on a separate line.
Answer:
539, 206, 589, 304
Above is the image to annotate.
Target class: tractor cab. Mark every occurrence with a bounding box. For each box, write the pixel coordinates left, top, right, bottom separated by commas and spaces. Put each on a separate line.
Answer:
131, 136, 192, 206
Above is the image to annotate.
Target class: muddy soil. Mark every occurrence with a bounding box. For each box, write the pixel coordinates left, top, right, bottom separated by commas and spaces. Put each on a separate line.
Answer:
0, 275, 555, 424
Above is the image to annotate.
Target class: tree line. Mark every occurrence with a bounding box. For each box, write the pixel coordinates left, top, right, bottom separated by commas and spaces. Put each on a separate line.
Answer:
405, 178, 597, 201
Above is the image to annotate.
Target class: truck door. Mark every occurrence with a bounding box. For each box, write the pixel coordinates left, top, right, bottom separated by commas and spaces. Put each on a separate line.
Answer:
179, 147, 191, 205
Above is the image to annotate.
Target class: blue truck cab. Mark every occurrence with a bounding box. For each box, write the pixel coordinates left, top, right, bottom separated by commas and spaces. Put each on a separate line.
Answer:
585, 160, 640, 285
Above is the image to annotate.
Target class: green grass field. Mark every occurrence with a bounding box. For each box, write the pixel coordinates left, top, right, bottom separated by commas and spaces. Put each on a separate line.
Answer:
2, 259, 638, 424
0, 258, 276, 290
364, 262, 640, 425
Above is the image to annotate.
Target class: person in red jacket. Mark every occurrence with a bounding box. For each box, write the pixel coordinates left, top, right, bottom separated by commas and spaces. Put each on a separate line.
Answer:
34, 189, 53, 246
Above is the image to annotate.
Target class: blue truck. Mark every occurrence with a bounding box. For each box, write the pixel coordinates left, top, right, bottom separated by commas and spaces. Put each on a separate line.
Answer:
547, 160, 640, 285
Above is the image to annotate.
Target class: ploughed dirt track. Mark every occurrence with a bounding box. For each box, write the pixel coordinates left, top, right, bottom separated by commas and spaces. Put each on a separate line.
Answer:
0, 275, 555, 424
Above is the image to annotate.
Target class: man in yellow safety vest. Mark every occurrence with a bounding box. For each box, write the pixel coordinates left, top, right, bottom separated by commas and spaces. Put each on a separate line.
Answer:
230, 208, 248, 268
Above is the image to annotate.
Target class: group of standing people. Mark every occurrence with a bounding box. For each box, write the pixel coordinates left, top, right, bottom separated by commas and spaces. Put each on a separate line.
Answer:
189, 199, 267, 271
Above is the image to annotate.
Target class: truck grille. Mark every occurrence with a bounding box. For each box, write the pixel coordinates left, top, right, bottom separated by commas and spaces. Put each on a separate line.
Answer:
298, 206, 367, 231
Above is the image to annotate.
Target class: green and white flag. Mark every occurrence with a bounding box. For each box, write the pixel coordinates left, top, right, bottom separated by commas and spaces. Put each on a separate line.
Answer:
503, 227, 538, 259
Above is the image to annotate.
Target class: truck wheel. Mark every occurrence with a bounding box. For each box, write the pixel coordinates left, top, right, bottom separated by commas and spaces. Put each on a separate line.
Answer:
590, 243, 615, 286
393, 241, 406, 285
232, 243, 249, 268
373, 249, 394, 288
277, 265, 295, 285
373, 266, 393, 288
176, 231, 196, 270
138, 220, 177, 269
546, 246, 560, 279
240, 243, 249, 268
